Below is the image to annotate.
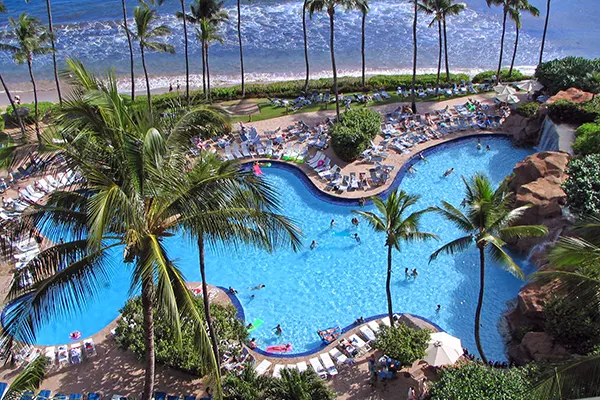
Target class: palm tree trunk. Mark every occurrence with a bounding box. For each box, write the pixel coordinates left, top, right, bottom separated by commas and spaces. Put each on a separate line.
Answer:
436, 20, 443, 96
201, 38, 206, 95
237, 0, 245, 98
496, 9, 508, 84
361, 10, 366, 89
121, 0, 135, 101
206, 45, 211, 103
198, 236, 220, 368
45, 0, 62, 105
302, 1, 309, 95
509, 23, 519, 77
475, 246, 488, 364
140, 44, 152, 112
180, 0, 190, 105
386, 244, 394, 328
27, 58, 41, 143
328, 10, 340, 120
0, 73, 27, 137
539, 0, 550, 65
141, 278, 156, 400
443, 17, 450, 82
411, 0, 418, 114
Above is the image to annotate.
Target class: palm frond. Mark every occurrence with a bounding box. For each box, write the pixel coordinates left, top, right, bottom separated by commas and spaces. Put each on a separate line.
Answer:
482, 234, 524, 279
528, 355, 600, 400
2, 356, 47, 400
429, 235, 474, 262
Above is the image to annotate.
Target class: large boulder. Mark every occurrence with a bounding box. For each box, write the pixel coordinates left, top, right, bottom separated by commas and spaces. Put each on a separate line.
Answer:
519, 331, 571, 363
505, 111, 546, 146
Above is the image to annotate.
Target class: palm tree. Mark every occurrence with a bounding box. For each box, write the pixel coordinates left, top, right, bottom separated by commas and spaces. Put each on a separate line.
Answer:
418, 0, 445, 96
441, 0, 465, 82
429, 174, 548, 363
236, 0, 245, 98
269, 368, 335, 399
538, 0, 551, 65
180, 0, 190, 105
353, 190, 437, 328
358, 0, 369, 88
1, 356, 47, 400
197, 21, 225, 102
120, 0, 136, 101
0, 14, 52, 142
487, 0, 511, 83
129, 2, 175, 111
508, 0, 539, 77
410, 0, 418, 113
302, 0, 310, 95
306, 0, 364, 120
223, 368, 274, 400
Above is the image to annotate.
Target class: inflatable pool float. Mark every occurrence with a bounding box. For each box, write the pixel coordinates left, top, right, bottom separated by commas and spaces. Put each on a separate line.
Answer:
266, 343, 293, 353
247, 318, 264, 332
253, 164, 263, 176
69, 330, 82, 340
317, 159, 325, 167
317, 326, 341, 344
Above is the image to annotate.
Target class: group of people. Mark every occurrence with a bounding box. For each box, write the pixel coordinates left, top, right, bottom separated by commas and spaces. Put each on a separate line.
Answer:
405, 268, 419, 279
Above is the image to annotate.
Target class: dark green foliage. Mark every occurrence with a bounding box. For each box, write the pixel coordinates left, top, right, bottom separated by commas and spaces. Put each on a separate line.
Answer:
563, 154, 600, 215
372, 324, 430, 366
472, 69, 529, 83
0, 116, 4, 133
516, 101, 541, 118
6, 102, 56, 124
547, 98, 600, 124
428, 362, 542, 400
544, 295, 600, 355
115, 295, 247, 375
573, 123, 600, 155
535, 57, 600, 95
330, 108, 381, 162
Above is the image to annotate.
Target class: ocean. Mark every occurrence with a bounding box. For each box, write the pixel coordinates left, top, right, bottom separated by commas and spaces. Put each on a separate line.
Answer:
0, 0, 598, 93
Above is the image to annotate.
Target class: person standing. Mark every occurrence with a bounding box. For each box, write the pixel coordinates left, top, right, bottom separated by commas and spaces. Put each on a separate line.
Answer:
368, 354, 377, 387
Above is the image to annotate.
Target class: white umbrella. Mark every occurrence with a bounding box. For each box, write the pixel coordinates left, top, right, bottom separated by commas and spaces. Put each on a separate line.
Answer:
424, 332, 463, 367
495, 93, 520, 104
516, 79, 543, 93
494, 84, 517, 95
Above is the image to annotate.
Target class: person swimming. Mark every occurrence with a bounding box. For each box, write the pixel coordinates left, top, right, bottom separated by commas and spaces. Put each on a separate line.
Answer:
330, 219, 335, 228
354, 233, 361, 244
228, 286, 238, 294
310, 240, 318, 250
419, 153, 428, 162
408, 165, 416, 174
351, 217, 360, 226
477, 139, 482, 150
412, 268, 418, 278
250, 284, 265, 290
405, 268, 410, 278
460, 198, 468, 207
248, 338, 257, 349
436, 304, 441, 312
443, 168, 454, 177
273, 324, 283, 335
486, 145, 491, 151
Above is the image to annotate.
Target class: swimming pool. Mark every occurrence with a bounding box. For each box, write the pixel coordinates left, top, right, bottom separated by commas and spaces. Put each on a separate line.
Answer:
5, 136, 534, 361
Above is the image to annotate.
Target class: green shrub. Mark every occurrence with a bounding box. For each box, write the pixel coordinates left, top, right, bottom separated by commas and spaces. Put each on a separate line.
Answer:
115, 295, 247, 375
573, 123, 600, 155
0, 116, 4, 133
472, 69, 529, 83
544, 295, 600, 354
535, 57, 600, 94
330, 108, 381, 162
547, 99, 600, 124
563, 154, 600, 215
428, 363, 541, 400
6, 102, 56, 124
516, 101, 541, 118
372, 323, 431, 366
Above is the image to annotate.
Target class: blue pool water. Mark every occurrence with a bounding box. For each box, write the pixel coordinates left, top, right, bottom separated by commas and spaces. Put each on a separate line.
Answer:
8, 136, 534, 361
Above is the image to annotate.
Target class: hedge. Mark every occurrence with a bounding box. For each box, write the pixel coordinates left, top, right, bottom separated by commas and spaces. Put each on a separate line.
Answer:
573, 123, 600, 155
562, 154, 600, 215
5, 102, 57, 124
535, 57, 600, 95
472, 69, 529, 83
372, 324, 430, 367
547, 98, 600, 124
330, 108, 381, 162
515, 101, 540, 118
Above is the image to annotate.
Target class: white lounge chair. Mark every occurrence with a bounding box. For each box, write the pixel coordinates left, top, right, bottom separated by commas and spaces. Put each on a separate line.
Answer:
307, 152, 325, 168
381, 317, 391, 327
273, 364, 285, 379
44, 347, 56, 365
360, 325, 377, 342
349, 172, 359, 190
13, 238, 38, 253
70, 343, 82, 364
231, 143, 243, 159
255, 359, 272, 376
349, 334, 371, 354
368, 320, 381, 333
223, 146, 235, 161
57, 345, 68, 366
329, 347, 349, 365
240, 141, 252, 158
83, 338, 97, 357
14, 248, 40, 261
309, 357, 328, 379
306, 151, 323, 164
319, 353, 338, 376
297, 361, 308, 372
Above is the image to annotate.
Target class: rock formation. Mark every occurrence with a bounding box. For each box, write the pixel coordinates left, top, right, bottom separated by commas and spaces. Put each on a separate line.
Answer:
504, 111, 546, 146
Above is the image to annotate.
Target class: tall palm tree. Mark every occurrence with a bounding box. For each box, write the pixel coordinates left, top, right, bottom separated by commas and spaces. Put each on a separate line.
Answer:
429, 174, 548, 363
358, 0, 369, 88
196, 20, 224, 102
269, 368, 335, 399
121, 0, 136, 101
538, 0, 551, 65
441, 0, 465, 82
0, 14, 52, 142
487, 0, 510, 83
418, 0, 445, 95
236, 0, 245, 98
508, 0, 539, 76
24, 0, 62, 104
353, 190, 437, 328
180, 0, 190, 105
410, 0, 418, 113
302, 0, 310, 95
306, 0, 364, 120
129, 2, 175, 111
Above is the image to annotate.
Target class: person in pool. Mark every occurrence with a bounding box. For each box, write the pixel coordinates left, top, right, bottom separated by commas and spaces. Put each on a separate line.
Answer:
412, 268, 418, 278
246, 323, 254, 329
273, 324, 283, 335
351, 217, 360, 226
436, 304, 441, 312
248, 338, 257, 349
408, 165, 417, 174
405, 268, 410, 278
486, 145, 491, 151
250, 284, 265, 290
419, 153, 428, 162
354, 233, 361, 244
443, 168, 454, 177
477, 139, 482, 150
310, 240, 318, 250
228, 286, 238, 294
330, 219, 335, 228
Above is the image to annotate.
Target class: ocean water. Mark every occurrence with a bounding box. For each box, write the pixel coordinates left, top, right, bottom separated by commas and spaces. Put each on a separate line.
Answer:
0, 0, 598, 91
4, 137, 534, 361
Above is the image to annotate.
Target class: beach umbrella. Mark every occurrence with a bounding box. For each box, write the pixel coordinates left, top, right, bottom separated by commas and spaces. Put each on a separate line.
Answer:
424, 332, 463, 367
516, 79, 543, 93
13, 107, 30, 118
494, 84, 517, 95
495, 93, 520, 104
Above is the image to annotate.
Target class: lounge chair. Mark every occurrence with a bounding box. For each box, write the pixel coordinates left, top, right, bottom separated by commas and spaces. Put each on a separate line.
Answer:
231, 143, 243, 159
297, 361, 308, 372
329, 347, 349, 365
21, 391, 34, 400
313, 158, 330, 172
166, 396, 179, 400
46, 175, 63, 188
256, 141, 266, 156
0, 383, 8, 399
154, 392, 167, 400
368, 320, 380, 333
307, 152, 325, 167
69, 394, 83, 400
14, 248, 40, 261
70, 343, 82, 364
273, 364, 285, 379
240, 142, 252, 158
380, 317, 391, 327
319, 353, 338, 376
54, 395, 67, 400
222, 146, 235, 161
58, 346, 68, 365
349, 173, 359, 190
87, 393, 101, 400
255, 359, 272, 376
338, 175, 350, 192
183, 396, 195, 400
309, 357, 328, 379
44, 347, 56, 365
360, 325, 377, 342
83, 338, 97, 357
349, 334, 371, 354
13, 238, 38, 253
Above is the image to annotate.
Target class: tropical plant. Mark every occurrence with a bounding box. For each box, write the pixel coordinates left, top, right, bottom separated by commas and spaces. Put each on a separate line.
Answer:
129, 2, 175, 110
121, 0, 136, 101
197, 20, 224, 102
508, 0, 539, 77
562, 155, 600, 215
329, 107, 380, 161
573, 122, 600, 155
515, 101, 540, 118
354, 189, 437, 327
223, 367, 274, 400
528, 355, 600, 400
410, 0, 418, 113
358, 0, 369, 88
373, 324, 431, 366
302, 0, 310, 95
535, 57, 600, 95
236, 0, 245, 98
306, 0, 366, 120
1, 356, 48, 400
429, 174, 548, 363
0, 14, 52, 142
269, 368, 335, 400
538, 0, 551, 65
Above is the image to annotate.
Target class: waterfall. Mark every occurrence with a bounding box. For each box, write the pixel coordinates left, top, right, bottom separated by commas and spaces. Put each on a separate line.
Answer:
536, 117, 560, 151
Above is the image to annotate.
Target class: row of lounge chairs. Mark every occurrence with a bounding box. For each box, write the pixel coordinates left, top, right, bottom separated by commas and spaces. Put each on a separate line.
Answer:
0, 385, 102, 400
45, 338, 96, 367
